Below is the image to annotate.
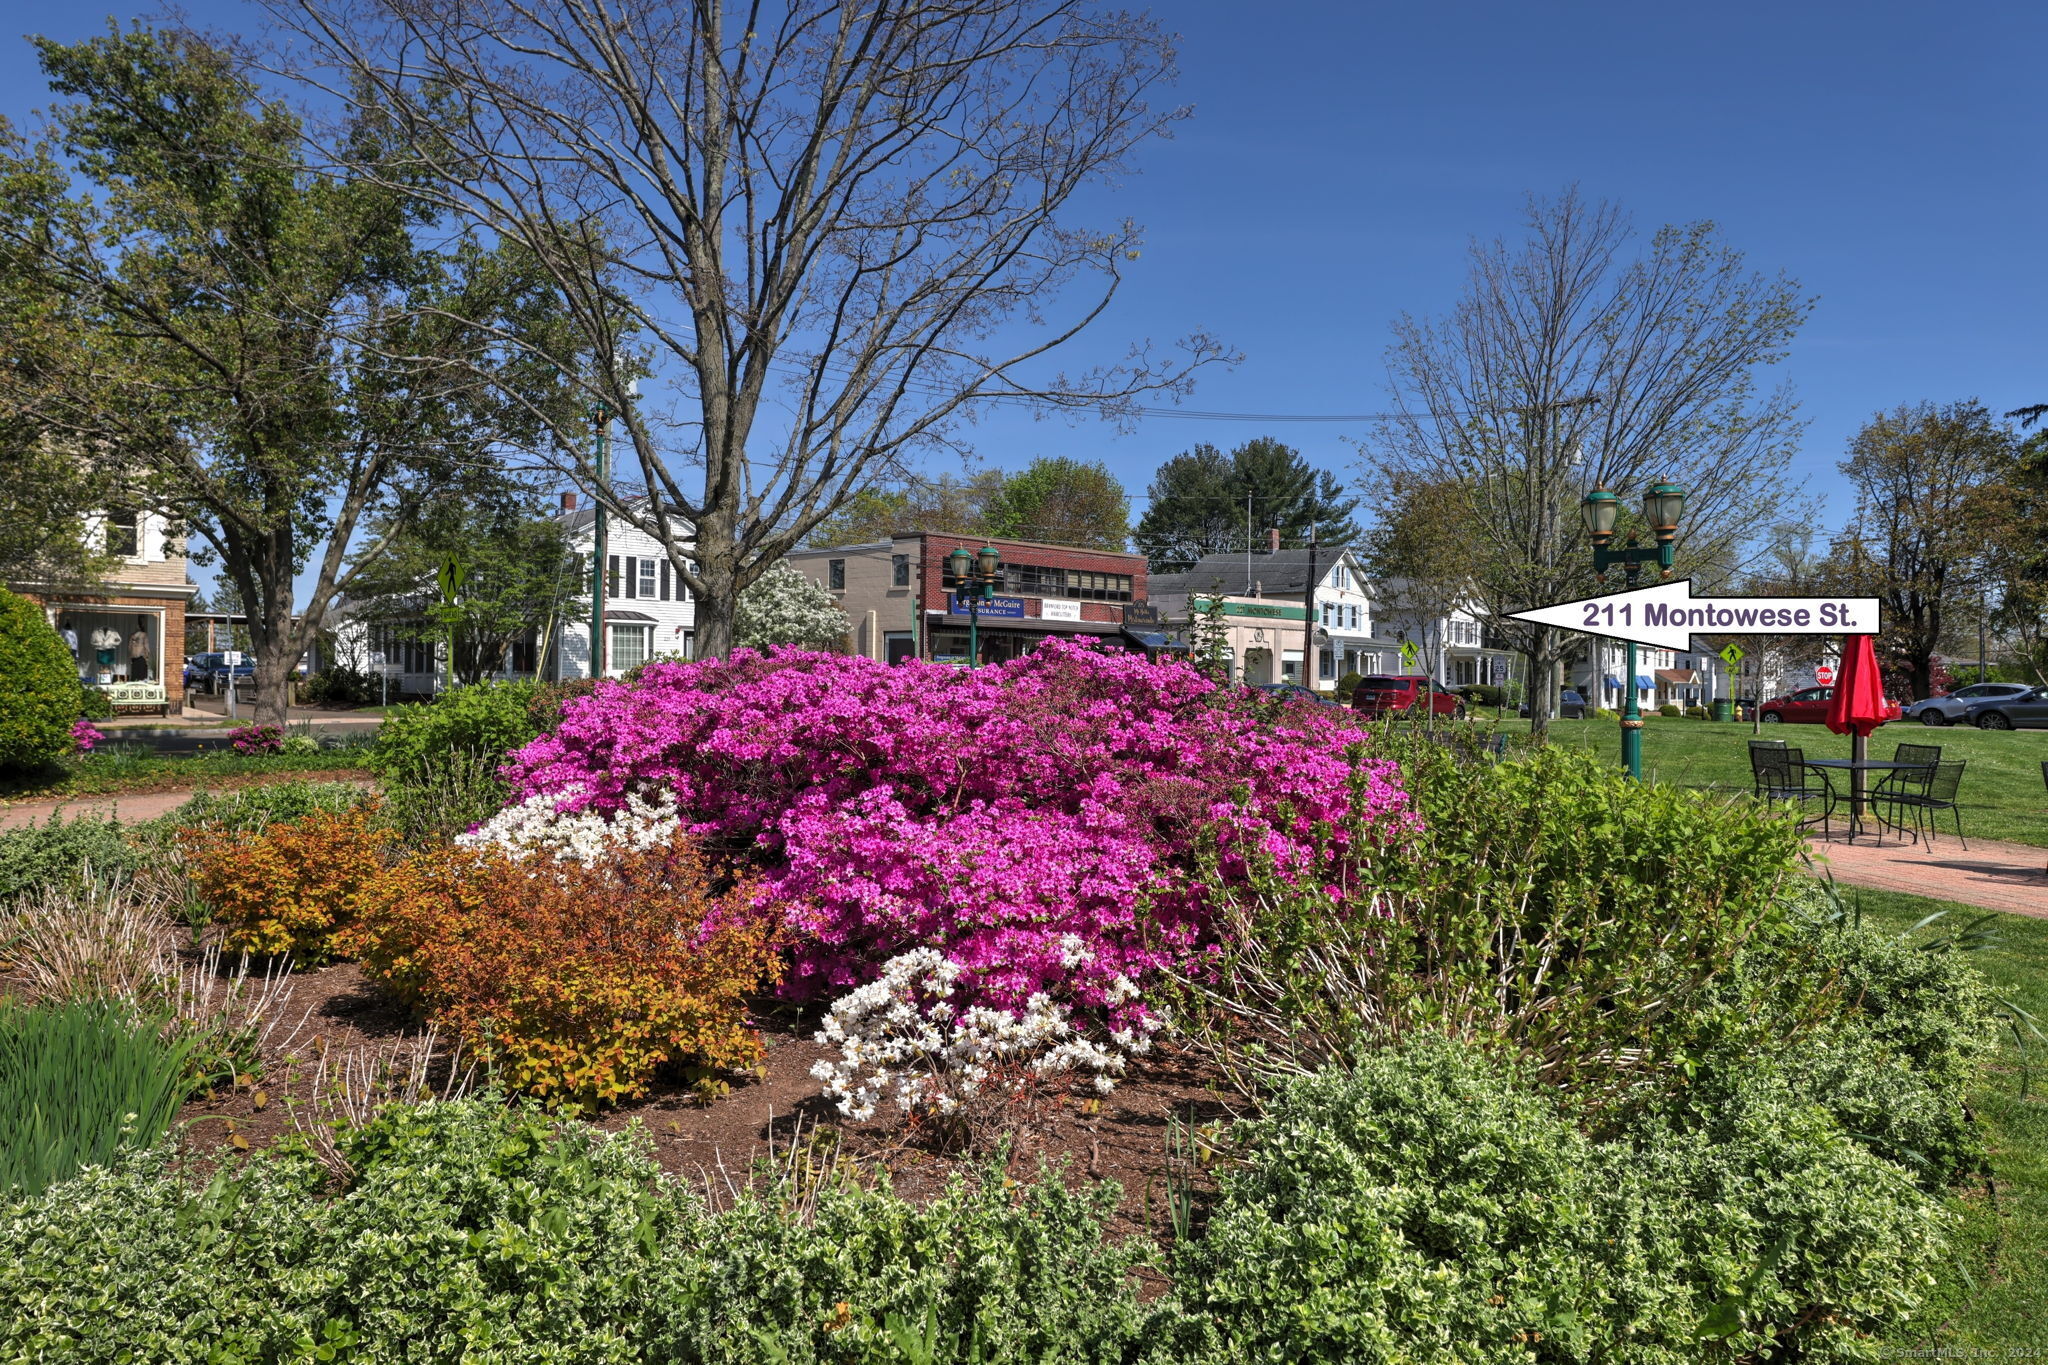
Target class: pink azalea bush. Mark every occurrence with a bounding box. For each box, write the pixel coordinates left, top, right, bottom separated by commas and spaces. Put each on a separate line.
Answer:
70, 718, 103, 753
228, 723, 284, 755
499, 640, 1415, 1028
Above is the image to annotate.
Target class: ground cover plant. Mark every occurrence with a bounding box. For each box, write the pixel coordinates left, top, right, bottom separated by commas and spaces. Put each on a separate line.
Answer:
1544, 716, 2048, 847
0, 741, 374, 800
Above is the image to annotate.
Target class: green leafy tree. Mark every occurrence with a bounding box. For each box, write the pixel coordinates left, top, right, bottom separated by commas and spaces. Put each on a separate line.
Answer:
1828, 401, 2015, 700
1135, 439, 1361, 572
0, 26, 588, 726
345, 484, 586, 686
734, 562, 851, 651
982, 457, 1130, 550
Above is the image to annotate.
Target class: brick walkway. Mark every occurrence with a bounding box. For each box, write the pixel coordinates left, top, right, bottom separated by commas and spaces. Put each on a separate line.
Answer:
1807, 830, 2048, 917
0, 778, 375, 833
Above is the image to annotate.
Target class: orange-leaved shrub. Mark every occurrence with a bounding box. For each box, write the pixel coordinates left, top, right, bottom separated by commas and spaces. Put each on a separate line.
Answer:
350, 832, 780, 1106
182, 803, 394, 962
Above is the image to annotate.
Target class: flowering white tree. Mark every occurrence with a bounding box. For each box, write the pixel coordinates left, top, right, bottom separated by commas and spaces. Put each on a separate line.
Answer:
734, 563, 850, 652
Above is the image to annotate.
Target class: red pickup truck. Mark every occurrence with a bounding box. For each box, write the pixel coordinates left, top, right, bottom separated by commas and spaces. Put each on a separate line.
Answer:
1350, 675, 1467, 721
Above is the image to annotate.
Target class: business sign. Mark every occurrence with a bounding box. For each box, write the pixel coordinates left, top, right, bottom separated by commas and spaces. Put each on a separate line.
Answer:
1122, 602, 1161, 627
1040, 599, 1082, 622
948, 594, 1024, 618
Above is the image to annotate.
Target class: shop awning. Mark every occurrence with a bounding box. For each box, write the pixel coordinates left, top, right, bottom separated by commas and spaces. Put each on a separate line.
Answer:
1655, 668, 1699, 684
605, 610, 658, 623
930, 610, 1119, 635
1635, 674, 1654, 689
1603, 674, 1621, 688
1121, 628, 1189, 652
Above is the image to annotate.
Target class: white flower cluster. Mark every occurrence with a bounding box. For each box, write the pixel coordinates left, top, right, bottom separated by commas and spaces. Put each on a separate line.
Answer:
455, 786, 684, 866
809, 947, 1147, 1124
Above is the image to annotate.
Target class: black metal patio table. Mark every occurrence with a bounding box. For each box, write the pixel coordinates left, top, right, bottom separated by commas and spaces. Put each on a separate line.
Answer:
1804, 759, 1932, 846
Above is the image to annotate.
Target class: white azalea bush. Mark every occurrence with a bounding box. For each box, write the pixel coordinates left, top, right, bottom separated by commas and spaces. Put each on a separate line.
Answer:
455, 786, 684, 866
811, 944, 1155, 1149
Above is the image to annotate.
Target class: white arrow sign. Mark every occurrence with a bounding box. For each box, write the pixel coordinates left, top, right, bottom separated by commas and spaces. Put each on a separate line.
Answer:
1507, 579, 1884, 651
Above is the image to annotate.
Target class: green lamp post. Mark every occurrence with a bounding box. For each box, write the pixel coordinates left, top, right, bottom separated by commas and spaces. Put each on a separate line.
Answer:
944, 545, 1003, 669
1580, 480, 1687, 780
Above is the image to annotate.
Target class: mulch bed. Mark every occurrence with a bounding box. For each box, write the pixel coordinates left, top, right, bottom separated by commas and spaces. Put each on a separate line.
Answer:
174, 958, 1243, 1246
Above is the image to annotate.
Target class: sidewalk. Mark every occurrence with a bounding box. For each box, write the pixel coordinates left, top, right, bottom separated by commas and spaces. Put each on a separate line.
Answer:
1807, 830, 2048, 917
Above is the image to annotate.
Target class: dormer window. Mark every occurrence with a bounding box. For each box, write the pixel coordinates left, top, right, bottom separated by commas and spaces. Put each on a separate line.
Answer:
106, 510, 139, 558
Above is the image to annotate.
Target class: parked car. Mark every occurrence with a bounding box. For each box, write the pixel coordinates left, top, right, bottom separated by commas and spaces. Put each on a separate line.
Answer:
187, 651, 256, 695
1964, 686, 2048, 730
1759, 686, 1833, 724
1901, 682, 2038, 726
1517, 688, 1587, 720
1351, 674, 1466, 721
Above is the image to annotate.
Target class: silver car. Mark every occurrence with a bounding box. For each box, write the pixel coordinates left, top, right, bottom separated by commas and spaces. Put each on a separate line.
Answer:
1901, 682, 2037, 726
1965, 686, 2048, 731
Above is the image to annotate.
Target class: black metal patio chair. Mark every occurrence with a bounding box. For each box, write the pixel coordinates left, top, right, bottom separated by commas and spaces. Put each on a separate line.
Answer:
1874, 759, 1969, 850
1749, 743, 1832, 834
1872, 743, 1943, 836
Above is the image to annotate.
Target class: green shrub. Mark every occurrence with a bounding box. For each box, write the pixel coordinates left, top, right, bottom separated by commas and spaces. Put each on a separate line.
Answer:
76, 685, 114, 721
302, 664, 378, 708
152, 780, 369, 837
0, 1000, 199, 1198
1181, 740, 1807, 1097
372, 682, 545, 839
1589, 706, 1616, 719
1658, 701, 1682, 717
1163, 1037, 1948, 1362
1685, 704, 1709, 719
371, 681, 545, 788
0, 588, 81, 774
0, 1099, 1149, 1364
0, 815, 145, 902
1459, 683, 1506, 708
1333, 671, 1364, 704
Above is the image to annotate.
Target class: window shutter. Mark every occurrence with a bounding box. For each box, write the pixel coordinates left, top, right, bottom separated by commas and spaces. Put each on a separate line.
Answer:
607, 555, 620, 598
624, 557, 637, 598
660, 560, 671, 600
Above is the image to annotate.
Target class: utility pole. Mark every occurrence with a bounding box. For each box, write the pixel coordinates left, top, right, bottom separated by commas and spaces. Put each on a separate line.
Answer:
590, 408, 608, 679
1303, 526, 1318, 691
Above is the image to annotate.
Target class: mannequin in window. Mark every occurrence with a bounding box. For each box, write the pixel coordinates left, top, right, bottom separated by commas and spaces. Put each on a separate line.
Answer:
128, 615, 152, 683
57, 615, 79, 660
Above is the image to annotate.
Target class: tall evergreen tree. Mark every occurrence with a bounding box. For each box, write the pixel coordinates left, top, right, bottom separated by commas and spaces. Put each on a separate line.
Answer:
1135, 438, 1360, 571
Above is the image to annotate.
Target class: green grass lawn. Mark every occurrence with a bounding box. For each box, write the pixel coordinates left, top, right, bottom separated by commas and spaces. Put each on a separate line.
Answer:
1824, 882, 2048, 1348
0, 743, 375, 800
1533, 717, 2048, 848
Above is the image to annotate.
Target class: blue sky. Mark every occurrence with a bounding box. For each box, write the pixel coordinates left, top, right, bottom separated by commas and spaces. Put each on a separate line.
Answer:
6, 0, 2043, 576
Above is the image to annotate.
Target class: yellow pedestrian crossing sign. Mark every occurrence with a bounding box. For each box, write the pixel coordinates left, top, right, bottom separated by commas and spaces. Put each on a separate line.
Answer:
1718, 643, 1744, 668
1400, 640, 1419, 668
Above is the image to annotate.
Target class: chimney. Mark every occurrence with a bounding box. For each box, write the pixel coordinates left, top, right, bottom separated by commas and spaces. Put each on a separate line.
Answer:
1266, 527, 1281, 554
560, 491, 578, 512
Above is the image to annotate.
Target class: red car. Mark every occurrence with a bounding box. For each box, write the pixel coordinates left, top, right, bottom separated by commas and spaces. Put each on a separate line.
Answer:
1350, 674, 1467, 721
1758, 685, 1902, 725
1759, 685, 1833, 724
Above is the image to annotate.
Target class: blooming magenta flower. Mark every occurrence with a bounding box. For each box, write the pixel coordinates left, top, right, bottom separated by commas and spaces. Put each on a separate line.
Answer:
71, 718, 103, 753
500, 641, 1416, 1028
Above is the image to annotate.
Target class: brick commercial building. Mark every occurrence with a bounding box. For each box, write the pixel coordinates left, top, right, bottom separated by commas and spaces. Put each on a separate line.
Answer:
786, 532, 1153, 666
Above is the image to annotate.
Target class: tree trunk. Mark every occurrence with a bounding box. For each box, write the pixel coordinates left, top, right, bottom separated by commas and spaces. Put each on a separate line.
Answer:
252, 633, 297, 728
692, 552, 739, 659
1525, 627, 1557, 740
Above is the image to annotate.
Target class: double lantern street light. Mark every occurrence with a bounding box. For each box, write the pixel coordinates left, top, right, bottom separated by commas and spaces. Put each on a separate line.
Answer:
943, 545, 1003, 670
1579, 480, 1687, 782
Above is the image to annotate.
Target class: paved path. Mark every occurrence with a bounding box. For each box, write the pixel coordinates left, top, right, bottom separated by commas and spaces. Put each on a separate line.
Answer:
1807, 830, 2048, 917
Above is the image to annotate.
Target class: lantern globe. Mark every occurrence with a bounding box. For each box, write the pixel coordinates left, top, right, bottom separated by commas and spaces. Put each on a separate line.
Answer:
1644, 481, 1687, 535
1579, 487, 1621, 540
976, 546, 1001, 578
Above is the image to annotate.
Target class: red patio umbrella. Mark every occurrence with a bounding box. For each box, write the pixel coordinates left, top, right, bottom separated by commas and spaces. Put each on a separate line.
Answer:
1825, 634, 1902, 834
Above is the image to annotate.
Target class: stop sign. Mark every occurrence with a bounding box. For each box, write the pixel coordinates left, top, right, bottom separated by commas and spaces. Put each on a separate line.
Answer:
1815, 665, 1835, 686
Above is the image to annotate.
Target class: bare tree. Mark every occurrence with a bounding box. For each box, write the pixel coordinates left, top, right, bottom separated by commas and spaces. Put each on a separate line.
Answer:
1360, 189, 1812, 736
276, 0, 1226, 656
